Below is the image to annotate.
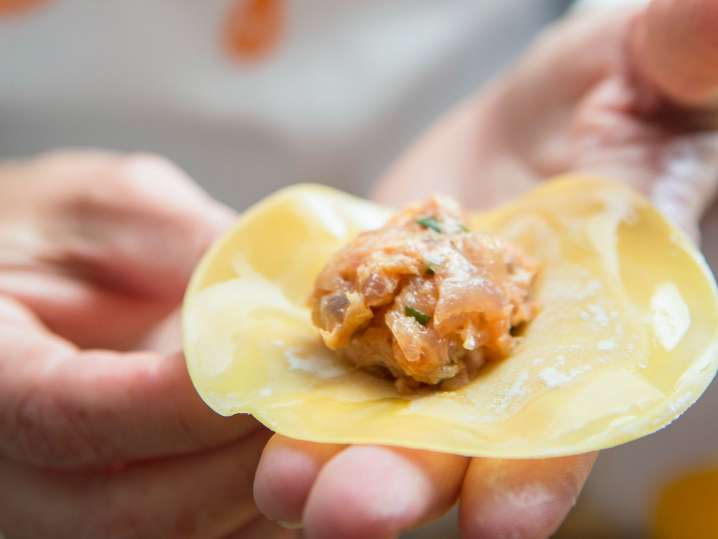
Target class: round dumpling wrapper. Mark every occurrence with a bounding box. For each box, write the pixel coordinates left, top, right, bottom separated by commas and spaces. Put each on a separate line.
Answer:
182, 176, 718, 458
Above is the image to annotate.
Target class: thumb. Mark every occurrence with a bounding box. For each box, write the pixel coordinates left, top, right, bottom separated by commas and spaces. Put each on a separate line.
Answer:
631, 0, 718, 107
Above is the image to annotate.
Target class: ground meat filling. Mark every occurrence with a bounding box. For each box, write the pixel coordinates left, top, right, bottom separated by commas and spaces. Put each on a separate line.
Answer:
309, 197, 540, 392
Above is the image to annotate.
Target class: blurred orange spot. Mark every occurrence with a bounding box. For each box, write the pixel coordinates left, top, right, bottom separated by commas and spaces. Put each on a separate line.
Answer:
0, 0, 46, 17
653, 465, 718, 539
222, 0, 285, 62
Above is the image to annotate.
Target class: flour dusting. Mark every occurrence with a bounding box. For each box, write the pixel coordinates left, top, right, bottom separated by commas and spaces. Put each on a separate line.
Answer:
539, 365, 592, 389
651, 283, 690, 351
285, 346, 348, 379
492, 371, 529, 413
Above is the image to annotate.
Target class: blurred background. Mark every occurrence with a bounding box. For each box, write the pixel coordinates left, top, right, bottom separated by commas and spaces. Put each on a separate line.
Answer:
2, 1, 717, 538
1, 0, 570, 205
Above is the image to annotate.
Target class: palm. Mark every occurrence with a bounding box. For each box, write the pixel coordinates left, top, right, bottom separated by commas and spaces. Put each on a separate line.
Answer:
496, 9, 717, 239
377, 7, 718, 242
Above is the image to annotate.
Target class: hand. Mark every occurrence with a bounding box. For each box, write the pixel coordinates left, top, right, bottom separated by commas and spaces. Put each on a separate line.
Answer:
377, 0, 718, 243
0, 152, 295, 539
255, 1, 718, 538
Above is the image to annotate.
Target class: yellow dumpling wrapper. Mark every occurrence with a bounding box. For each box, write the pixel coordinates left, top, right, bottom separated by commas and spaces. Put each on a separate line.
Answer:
183, 176, 718, 458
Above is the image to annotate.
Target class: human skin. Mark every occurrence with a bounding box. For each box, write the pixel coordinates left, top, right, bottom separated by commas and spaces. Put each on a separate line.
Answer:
0, 154, 294, 538
0, 1, 716, 538
255, 1, 718, 538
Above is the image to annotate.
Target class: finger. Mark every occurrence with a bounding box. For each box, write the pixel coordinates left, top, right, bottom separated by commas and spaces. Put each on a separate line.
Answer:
0, 429, 270, 539
631, 0, 718, 106
0, 296, 258, 469
0, 152, 235, 348
459, 453, 597, 539
303, 446, 468, 539
254, 435, 344, 525
651, 133, 718, 243
4, 151, 234, 300
64, 153, 236, 300
139, 308, 183, 355
0, 271, 172, 351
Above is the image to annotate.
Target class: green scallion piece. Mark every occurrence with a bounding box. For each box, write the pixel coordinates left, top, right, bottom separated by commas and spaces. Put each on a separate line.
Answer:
416, 216, 442, 233
459, 224, 470, 232
405, 306, 431, 326
425, 263, 436, 276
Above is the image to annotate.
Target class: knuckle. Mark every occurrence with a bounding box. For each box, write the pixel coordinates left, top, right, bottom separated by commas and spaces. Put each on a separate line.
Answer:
115, 153, 191, 192
49, 152, 190, 220
3, 386, 103, 468
104, 153, 205, 214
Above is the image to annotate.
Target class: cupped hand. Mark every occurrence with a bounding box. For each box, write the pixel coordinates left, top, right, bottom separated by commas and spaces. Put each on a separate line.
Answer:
378, 0, 718, 242
0, 152, 295, 539
255, 1, 718, 538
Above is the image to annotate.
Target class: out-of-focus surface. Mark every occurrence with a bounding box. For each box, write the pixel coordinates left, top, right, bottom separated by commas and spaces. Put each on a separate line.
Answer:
0, 0, 564, 207
4, 1, 718, 538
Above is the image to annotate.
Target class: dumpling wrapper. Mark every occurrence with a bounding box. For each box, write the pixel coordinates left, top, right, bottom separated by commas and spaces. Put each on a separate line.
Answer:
182, 176, 718, 458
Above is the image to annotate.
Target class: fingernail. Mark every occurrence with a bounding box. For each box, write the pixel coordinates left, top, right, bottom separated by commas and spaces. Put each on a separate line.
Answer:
276, 520, 303, 530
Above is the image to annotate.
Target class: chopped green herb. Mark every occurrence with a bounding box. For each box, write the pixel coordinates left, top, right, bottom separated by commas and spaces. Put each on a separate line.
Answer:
459, 224, 471, 232
425, 262, 436, 276
416, 216, 442, 233
405, 306, 431, 326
